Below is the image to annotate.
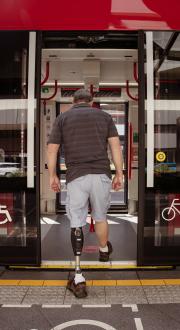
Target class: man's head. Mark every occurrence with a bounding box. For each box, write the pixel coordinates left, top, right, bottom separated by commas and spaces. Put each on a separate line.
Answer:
73, 88, 93, 105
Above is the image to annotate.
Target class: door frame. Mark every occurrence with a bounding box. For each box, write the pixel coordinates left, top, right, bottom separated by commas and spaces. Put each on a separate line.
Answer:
35, 31, 43, 266
37, 31, 139, 268
137, 31, 145, 266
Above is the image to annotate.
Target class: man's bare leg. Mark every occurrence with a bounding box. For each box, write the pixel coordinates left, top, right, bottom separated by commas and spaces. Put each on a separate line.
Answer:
95, 220, 113, 261
94, 220, 109, 248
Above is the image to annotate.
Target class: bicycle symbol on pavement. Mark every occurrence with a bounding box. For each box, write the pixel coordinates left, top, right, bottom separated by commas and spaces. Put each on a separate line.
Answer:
53, 319, 117, 330
161, 198, 180, 221
0, 205, 13, 224
30, 319, 117, 330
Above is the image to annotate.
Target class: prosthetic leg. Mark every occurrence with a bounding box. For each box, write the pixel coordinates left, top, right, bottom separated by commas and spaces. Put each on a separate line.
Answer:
71, 227, 84, 274
67, 227, 87, 298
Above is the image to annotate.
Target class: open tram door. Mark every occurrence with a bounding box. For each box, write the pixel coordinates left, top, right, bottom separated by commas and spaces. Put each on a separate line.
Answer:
138, 31, 180, 265
40, 32, 139, 267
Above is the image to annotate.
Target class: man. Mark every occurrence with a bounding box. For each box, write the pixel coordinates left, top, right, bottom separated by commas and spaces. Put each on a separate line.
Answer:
47, 89, 123, 298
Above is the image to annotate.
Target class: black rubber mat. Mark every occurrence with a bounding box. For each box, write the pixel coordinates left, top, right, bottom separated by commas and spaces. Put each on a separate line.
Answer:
41, 214, 137, 261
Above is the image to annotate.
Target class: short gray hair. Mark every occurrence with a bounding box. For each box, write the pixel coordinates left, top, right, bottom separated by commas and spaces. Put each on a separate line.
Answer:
73, 89, 93, 103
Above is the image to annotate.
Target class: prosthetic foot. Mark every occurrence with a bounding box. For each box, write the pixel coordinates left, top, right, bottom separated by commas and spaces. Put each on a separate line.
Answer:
67, 227, 87, 298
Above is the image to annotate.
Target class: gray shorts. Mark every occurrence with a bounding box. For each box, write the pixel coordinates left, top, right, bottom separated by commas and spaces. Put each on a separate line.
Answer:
66, 174, 111, 228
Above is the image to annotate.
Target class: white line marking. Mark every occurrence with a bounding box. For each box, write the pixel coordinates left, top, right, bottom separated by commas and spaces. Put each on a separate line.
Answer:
82, 305, 111, 308
134, 318, 144, 330
123, 304, 138, 312
42, 305, 71, 308
42, 214, 137, 226
41, 217, 60, 224
2, 304, 32, 308
116, 216, 138, 224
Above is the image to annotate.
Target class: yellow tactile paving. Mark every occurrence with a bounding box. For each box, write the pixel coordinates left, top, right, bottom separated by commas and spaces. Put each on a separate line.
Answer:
0, 279, 180, 286
0, 280, 20, 285
19, 280, 44, 286
93, 280, 117, 286
140, 279, 165, 286
164, 279, 180, 285
117, 280, 141, 286
43, 280, 68, 286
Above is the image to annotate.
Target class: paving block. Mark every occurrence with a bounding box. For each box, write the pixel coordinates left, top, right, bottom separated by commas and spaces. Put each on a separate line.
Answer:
105, 286, 148, 304
64, 286, 106, 305
0, 297, 24, 304
22, 297, 60, 304
142, 285, 176, 304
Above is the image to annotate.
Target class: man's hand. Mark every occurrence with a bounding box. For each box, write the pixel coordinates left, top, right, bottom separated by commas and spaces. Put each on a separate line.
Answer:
108, 136, 124, 191
49, 175, 60, 192
112, 173, 123, 191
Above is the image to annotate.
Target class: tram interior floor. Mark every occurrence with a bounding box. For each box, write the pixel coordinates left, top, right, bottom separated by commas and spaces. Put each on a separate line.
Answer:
41, 214, 137, 261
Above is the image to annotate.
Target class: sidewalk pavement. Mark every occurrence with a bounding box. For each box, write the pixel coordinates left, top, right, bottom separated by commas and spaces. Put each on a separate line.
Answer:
1, 268, 180, 305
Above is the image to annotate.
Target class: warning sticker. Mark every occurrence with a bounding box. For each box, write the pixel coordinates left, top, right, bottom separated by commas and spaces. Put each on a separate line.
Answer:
156, 151, 166, 162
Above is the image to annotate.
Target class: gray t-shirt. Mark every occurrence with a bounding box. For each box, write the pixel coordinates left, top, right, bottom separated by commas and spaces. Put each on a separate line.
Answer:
48, 103, 118, 183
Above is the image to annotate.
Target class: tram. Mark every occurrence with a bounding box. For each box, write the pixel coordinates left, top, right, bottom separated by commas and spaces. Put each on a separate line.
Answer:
0, 0, 180, 268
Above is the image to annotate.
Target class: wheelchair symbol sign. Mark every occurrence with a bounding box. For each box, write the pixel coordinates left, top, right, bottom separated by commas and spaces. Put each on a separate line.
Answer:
0, 205, 13, 224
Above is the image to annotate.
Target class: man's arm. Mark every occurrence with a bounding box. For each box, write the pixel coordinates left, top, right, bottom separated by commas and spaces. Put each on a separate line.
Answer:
108, 136, 123, 191
47, 143, 60, 192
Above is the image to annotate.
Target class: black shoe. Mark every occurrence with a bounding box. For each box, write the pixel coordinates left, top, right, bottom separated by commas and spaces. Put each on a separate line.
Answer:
67, 278, 87, 298
99, 241, 113, 262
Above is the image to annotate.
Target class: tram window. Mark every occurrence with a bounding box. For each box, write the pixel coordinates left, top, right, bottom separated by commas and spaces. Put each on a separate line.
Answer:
0, 32, 29, 98
0, 118, 28, 178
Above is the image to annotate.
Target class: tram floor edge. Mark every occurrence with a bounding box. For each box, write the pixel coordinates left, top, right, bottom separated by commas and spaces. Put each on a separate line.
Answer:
6, 262, 174, 271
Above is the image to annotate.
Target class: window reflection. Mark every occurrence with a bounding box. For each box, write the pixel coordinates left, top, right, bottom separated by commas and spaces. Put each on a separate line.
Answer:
0, 108, 27, 177
153, 32, 180, 179
155, 193, 180, 247
0, 192, 37, 247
